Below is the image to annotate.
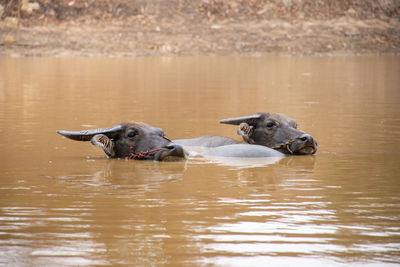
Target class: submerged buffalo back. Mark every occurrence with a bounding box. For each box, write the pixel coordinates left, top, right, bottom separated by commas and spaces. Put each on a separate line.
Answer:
174, 135, 240, 148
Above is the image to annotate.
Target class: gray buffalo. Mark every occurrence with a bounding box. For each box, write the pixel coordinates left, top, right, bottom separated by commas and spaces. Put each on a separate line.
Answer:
57, 122, 187, 161
174, 112, 317, 155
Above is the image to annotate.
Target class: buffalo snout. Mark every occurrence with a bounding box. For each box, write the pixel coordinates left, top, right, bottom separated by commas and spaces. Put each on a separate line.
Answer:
290, 133, 318, 155
154, 143, 187, 161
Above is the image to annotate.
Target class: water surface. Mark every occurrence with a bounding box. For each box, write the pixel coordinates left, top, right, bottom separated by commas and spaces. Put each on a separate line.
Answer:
0, 55, 399, 266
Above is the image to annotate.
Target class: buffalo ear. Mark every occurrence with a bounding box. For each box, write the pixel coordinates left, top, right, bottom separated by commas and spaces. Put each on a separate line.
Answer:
237, 122, 255, 144
91, 134, 116, 158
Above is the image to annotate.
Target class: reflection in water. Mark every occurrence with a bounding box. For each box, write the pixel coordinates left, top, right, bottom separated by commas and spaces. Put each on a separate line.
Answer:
54, 159, 187, 189
0, 56, 399, 266
0, 204, 108, 266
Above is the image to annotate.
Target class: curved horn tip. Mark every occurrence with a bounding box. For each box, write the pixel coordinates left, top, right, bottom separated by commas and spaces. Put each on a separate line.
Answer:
56, 129, 90, 141
57, 130, 68, 136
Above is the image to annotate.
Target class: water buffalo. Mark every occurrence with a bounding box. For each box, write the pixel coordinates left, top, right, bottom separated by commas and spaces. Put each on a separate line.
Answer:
57, 122, 187, 161
174, 112, 317, 155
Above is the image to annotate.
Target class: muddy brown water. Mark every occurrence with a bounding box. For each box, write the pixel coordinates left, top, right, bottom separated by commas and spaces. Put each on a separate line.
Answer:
0, 55, 399, 266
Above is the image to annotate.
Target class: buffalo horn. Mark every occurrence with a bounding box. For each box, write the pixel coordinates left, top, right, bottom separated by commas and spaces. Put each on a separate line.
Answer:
219, 114, 262, 126
57, 124, 123, 141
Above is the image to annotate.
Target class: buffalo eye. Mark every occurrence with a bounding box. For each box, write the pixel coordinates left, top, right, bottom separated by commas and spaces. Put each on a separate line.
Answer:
266, 122, 275, 129
127, 131, 137, 138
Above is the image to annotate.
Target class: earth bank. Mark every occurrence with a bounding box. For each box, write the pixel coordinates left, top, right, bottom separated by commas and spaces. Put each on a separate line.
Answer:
0, 0, 399, 56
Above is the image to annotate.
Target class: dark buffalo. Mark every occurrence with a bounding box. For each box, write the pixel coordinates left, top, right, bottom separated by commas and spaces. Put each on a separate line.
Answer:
175, 112, 317, 155
57, 122, 187, 161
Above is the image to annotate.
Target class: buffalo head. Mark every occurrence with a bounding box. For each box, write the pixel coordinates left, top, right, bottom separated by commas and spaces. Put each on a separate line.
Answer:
57, 122, 187, 161
220, 113, 318, 155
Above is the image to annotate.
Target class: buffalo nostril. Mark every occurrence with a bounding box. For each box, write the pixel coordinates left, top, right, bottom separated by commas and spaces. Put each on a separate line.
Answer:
166, 144, 175, 149
166, 143, 181, 150
164, 143, 187, 159
298, 134, 312, 142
